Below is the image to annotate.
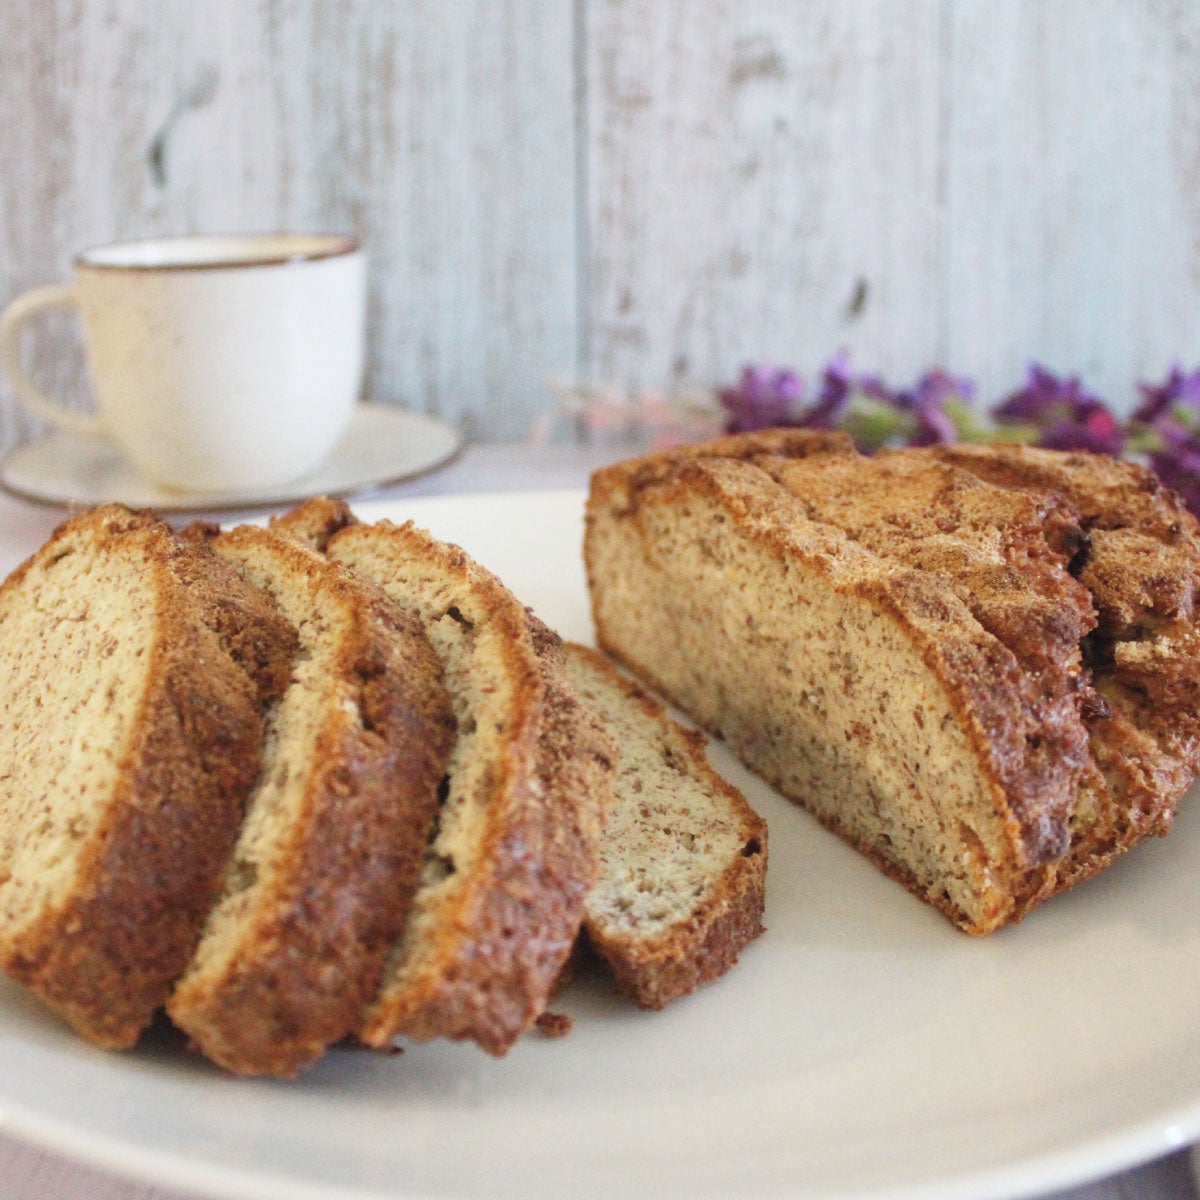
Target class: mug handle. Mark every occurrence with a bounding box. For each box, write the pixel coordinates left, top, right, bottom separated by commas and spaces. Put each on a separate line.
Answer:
0, 283, 104, 436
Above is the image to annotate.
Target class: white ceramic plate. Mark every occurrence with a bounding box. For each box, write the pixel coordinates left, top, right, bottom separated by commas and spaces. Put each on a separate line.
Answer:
0, 405, 462, 513
1, 489, 1199, 1200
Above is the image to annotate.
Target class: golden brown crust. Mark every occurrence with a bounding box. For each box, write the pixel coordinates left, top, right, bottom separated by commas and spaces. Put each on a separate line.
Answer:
590, 429, 855, 517
0, 506, 277, 1048
568, 645, 766, 1009
595, 886, 767, 1009
167, 527, 454, 1077
929, 443, 1195, 538
175, 523, 298, 706
324, 520, 612, 1055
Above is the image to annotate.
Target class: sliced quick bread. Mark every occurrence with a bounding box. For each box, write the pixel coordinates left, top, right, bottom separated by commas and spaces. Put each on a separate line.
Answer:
0, 506, 293, 1048
562, 644, 766, 1008
168, 524, 454, 1076
277, 499, 613, 1055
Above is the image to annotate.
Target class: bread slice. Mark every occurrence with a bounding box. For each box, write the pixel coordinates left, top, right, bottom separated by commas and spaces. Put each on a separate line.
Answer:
276, 499, 613, 1055
562, 644, 766, 1008
167, 524, 454, 1076
0, 505, 293, 1048
585, 432, 1200, 933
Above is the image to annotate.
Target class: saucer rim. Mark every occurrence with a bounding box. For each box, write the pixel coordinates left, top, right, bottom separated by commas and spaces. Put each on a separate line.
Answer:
0, 404, 464, 514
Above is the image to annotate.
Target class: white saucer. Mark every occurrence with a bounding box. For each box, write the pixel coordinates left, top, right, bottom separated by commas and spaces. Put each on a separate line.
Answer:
0, 404, 463, 513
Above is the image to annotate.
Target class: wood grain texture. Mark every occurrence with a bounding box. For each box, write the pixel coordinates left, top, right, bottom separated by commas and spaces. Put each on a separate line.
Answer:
585, 0, 1200, 410
584, 0, 945, 393
942, 0, 1200, 413
1, 1, 1199, 448
0, 0, 578, 443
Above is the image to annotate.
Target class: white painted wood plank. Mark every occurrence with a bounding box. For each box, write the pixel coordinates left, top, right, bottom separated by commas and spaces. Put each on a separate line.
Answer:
584, 0, 946, 395
586, 0, 1200, 411
941, 0, 1200, 413
0, 0, 578, 448
290, 0, 584, 438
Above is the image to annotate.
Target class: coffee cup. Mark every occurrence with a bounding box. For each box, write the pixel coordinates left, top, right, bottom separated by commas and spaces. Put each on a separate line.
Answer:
0, 233, 366, 492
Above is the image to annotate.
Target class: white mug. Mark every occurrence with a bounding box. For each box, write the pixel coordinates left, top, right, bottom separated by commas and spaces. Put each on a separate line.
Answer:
0, 233, 366, 492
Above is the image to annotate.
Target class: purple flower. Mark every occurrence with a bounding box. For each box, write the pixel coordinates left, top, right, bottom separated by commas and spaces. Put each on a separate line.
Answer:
718, 364, 804, 433
1150, 439, 1200, 518
910, 403, 957, 447
807, 351, 856, 428
1038, 406, 1125, 455
992, 364, 1071, 423
1130, 369, 1200, 518
992, 365, 1124, 456
1132, 362, 1200, 424
911, 368, 975, 411
905, 370, 974, 446
807, 357, 968, 448
821, 357, 932, 452
1132, 365, 1200, 427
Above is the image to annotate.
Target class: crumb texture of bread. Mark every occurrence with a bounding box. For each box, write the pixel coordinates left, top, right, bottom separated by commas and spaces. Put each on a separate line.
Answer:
167, 525, 453, 1077
563, 644, 766, 1008
0, 506, 279, 1047
326, 519, 611, 1055
585, 434, 1200, 933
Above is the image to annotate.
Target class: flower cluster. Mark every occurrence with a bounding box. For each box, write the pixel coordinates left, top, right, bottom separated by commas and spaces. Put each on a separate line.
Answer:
720, 354, 984, 453
717, 358, 1200, 518
720, 355, 974, 453
991, 365, 1125, 455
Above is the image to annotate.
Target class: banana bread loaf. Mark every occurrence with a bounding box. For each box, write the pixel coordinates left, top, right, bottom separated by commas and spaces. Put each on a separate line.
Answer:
585, 431, 1200, 933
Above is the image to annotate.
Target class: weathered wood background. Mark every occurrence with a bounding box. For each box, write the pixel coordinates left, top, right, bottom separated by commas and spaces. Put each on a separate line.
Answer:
1, 0, 1198, 448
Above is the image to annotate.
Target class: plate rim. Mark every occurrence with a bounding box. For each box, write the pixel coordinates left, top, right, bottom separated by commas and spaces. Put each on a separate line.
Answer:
0, 1073, 1196, 1200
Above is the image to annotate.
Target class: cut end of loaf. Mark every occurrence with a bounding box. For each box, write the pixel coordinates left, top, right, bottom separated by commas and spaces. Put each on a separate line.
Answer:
588, 457, 1026, 933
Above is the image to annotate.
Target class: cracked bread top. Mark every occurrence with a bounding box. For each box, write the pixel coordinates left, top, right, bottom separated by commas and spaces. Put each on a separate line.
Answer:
926, 443, 1200, 871
930, 444, 1200, 753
